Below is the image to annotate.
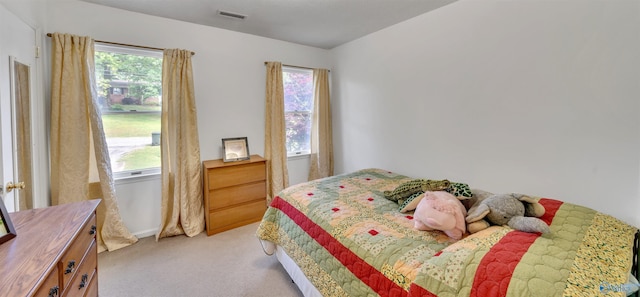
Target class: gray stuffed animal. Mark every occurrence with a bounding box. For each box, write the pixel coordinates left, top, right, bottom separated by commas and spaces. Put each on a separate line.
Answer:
465, 193, 550, 234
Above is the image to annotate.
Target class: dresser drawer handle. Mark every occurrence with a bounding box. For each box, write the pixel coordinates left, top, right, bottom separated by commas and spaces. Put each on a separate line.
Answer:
65, 260, 76, 274
48, 286, 59, 297
79, 273, 89, 289
89, 225, 97, 235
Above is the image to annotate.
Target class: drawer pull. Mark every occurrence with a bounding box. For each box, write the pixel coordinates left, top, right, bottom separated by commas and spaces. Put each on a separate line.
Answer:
89, 225, 97, 235
65, 260, 76, 274
48, 286, 59, 297
79, 273, 89, 289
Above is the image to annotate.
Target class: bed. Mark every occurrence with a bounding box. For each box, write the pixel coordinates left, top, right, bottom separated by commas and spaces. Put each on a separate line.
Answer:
257, 168, 640, 296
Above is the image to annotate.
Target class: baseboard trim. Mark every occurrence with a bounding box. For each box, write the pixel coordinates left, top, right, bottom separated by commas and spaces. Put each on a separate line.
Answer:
134, 228, 158, 239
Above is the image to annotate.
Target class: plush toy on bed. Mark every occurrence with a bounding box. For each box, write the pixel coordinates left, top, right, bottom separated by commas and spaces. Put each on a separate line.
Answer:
465, 192, 550, 234
384, 179, 473, 211
413, 191, 467, 240
383, 179, 452, 204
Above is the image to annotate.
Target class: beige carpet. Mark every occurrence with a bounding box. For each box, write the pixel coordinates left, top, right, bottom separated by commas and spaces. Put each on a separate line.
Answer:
98, 222, 303, 297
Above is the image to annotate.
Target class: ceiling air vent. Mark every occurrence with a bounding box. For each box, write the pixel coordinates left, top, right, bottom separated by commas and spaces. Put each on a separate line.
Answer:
217, 10, 247, 20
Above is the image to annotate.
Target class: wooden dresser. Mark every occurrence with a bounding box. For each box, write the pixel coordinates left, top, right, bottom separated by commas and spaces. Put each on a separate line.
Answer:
0, 199, 101, 297
203, 155, 267, 235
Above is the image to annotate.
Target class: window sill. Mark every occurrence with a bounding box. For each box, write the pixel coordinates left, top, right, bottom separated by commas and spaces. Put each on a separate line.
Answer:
287, 153, 310, 161
114, 170, 161, 184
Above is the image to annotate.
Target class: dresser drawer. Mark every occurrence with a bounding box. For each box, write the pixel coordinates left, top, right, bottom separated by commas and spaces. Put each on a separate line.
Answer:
63, 240, 97, 297
84, 269, 98, 297
60, 214, 96, 291
209, 181, 266, 210
208, 161, 266, 189
209, 200, 267, 233
34, 266, 60, 297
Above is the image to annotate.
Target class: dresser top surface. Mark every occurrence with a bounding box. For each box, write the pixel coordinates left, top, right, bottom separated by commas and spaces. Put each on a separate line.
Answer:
0, 199, 100, 296
203, 154, 265, 169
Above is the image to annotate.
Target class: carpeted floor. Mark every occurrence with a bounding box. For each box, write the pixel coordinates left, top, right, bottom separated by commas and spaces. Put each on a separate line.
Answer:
98, 222, 303, 297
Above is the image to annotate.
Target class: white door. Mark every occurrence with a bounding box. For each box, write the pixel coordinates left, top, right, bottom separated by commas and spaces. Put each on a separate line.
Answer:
0, 5, 38, 212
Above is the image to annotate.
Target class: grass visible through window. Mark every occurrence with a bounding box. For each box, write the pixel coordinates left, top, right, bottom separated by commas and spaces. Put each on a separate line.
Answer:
119, 146, 161, 171
102, 113, 160, 138
101, 110, 161, 171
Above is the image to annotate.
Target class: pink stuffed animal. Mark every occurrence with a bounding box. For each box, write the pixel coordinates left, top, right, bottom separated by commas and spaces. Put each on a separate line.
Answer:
414, 191, 467, 240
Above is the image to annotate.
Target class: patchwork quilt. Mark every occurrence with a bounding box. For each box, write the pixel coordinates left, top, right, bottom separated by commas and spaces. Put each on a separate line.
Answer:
256, 169, 637, 296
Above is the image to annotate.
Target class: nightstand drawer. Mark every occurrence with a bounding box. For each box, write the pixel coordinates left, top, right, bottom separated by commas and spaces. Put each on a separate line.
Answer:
209, 181, 266, 210
208, 161, 266, 189
209, 200, 267, 233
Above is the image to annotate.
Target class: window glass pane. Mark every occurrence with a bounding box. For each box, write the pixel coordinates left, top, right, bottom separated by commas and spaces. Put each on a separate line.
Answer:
95, 45, 162, 175
283, 68, 314, 155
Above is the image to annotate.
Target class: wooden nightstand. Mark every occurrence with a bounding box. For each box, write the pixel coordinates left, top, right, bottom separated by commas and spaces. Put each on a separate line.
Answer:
203, 155, 267, 235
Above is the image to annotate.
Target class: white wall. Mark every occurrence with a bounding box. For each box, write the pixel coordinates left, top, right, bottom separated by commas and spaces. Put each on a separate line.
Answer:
42, 0, 328, 236
332, 0, 640, 227
114, 175, 162, 238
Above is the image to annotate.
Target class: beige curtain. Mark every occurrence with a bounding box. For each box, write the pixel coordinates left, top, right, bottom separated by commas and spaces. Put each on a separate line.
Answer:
308, 69, 334, 180
264, 62, 289, 204
156, 49, 204, 240
50, 33, 138, 252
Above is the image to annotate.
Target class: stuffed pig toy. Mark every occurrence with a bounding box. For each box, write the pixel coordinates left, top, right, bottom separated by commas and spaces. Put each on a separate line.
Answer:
413, 191, 467, 240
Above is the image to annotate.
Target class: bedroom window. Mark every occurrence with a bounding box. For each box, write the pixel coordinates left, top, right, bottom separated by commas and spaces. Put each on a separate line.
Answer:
94, 44, 163, 178
283, 67, 314, 156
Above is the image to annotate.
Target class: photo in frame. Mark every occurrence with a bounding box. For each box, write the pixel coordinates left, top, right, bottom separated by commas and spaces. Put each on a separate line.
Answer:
0, 197, 16, 245
222, 137, 250, 162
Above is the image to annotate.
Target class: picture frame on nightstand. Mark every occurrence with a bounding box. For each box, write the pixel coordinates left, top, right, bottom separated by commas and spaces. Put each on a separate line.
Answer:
222, 137, 250, 162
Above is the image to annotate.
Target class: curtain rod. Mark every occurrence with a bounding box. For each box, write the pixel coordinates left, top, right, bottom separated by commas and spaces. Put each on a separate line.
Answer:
46, 33, 195, 56
264, 62, 329, 72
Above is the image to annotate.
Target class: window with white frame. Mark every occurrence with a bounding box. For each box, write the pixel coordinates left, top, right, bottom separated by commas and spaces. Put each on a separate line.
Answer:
283, 67, 314, 156
94, 44, 162, 178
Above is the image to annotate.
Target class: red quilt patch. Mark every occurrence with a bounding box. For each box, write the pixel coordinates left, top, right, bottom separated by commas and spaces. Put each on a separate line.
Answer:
470, 198, 563, 297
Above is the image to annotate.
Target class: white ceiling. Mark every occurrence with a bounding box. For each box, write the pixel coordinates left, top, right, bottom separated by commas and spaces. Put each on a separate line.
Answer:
79, 0, 457, 49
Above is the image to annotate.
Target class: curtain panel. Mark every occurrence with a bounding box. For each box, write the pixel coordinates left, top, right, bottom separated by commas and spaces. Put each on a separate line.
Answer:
50, 33, 137, 252
308, 69, 334, 181
156, 49, 205, 240
264, 62, 289, 204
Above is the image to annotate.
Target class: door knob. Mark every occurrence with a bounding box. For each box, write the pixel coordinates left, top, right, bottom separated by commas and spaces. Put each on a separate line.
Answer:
6, 181, 25, 193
